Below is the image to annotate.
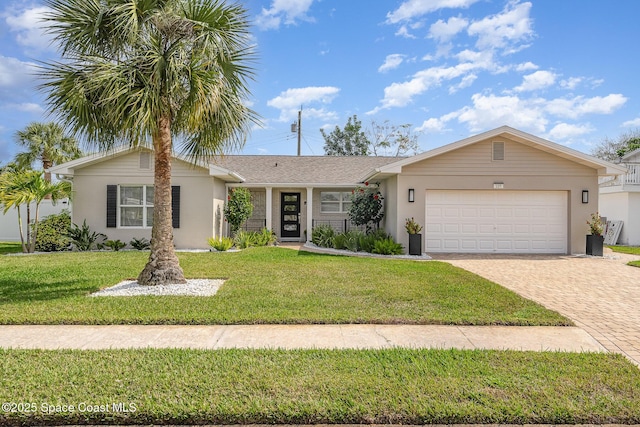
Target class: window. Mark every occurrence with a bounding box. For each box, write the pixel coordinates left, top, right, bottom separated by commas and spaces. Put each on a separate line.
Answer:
320, 191, 352, 213
119, 185, 154, 227
492, 141, 505, 161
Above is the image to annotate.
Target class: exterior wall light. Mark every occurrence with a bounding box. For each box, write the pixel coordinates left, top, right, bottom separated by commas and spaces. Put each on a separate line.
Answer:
408, 188, 415, 203
582, 190, 589, 204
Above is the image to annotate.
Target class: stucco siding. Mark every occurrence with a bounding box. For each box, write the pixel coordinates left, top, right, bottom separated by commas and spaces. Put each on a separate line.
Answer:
72, 151, 215, 249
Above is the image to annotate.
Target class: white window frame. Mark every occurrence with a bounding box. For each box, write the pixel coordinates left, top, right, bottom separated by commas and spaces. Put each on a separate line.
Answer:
118, 185, 154, 228
320, 191, 352, 213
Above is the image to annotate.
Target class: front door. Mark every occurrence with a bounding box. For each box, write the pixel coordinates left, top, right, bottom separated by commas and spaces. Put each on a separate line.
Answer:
281, 192, 301, 239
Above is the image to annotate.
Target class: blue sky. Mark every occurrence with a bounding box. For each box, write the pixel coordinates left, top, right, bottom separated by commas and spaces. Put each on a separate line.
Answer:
1, 0, 640, 162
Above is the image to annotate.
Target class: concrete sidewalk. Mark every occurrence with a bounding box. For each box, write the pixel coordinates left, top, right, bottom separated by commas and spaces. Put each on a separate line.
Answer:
0, 324, 605, 352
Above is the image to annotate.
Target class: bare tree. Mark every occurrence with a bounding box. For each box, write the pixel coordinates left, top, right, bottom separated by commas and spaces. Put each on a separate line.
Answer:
591, 128, 640, 161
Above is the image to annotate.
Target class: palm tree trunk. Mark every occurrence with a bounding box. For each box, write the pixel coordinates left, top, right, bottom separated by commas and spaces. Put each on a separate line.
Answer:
16, 206, 27, 253
137, 115, 186, 286
29, 201, 41, 253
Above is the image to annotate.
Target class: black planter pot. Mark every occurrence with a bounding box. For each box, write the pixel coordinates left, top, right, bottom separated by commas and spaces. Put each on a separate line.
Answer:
408, 233, 422, 256
586, 234, 604, 256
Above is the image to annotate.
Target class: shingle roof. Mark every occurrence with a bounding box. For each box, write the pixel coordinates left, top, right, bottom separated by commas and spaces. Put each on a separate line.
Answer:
212, 155, 403, 185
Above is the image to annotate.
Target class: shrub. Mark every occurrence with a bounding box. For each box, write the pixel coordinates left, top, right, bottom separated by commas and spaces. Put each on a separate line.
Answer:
334, 230, 363, 252
311, 224, 335, 248
208, 236, 234, 251
234, 230, 256, 249
357, 229, 388, 253
129, 237, 150, 250
372, 237, 404, 255
224, 188, 253, 235
33, 210, 71, 252
104, 239, 126, 251
66, 220, 107, 251
405, 217, 423, 234
253, 228, 277, 246
348, 182, 384, 233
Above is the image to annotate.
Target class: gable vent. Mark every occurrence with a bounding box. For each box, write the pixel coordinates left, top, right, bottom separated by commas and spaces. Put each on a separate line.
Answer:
139, 152, 151, 169
492, 141, 505, 161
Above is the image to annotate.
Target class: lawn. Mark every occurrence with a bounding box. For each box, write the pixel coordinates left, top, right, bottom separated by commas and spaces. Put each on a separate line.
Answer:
0, 241, 22, 254
0, 247, 569, 325
608, 245, 640, 267
0, 348, 638, 426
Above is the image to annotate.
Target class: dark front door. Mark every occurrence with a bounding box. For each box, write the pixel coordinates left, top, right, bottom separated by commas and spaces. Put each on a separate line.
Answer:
281, 192, 301, 238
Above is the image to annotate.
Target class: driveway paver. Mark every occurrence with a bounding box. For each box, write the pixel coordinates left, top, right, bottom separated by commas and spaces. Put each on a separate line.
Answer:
434, 249, 640, 365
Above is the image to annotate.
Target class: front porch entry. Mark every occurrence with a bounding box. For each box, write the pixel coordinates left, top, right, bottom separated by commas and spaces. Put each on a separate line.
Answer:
281, 192, 301, 239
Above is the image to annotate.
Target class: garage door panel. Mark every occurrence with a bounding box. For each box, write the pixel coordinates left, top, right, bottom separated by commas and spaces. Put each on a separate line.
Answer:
426, 190, 567, 253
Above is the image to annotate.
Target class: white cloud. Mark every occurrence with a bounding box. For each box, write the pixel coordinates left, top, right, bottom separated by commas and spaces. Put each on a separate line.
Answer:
256, 0, 315, 30
12, 103, 44, 114
467, 1, 534, 53
378, 54, 405, 73
387, 0, 480, 24
560, 77, 583, 90
267, 86, 340, 122
416, 118, 447, 133
545, 94, 627, 119
0, 56, 37, 89
456, 93, 547, 133
429, 16, 469, 43
370, 50, 500, 113
623, 118, 640, 127
3, 6, 53, 52
547, 123, 594, 140
449, 74, 477, 94
513, 70, 557, 92
515, 61, 538, 72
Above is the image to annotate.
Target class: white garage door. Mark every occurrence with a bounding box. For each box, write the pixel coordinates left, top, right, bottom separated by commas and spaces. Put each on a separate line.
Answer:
425, 190, 567, 253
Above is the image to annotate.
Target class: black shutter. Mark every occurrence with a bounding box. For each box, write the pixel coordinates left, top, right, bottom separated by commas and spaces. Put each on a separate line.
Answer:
106, 185, 117, 228
171, 186, 180, 229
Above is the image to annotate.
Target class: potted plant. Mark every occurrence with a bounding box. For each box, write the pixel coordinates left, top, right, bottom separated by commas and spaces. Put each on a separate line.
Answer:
405, 217, 423, 256
586, 212, 604, 256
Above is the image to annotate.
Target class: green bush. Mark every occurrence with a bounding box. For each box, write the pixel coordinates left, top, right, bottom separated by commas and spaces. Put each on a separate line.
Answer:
348, 182, 384, 233
311, 224, 335, 248
234, 230, 256, 249
224, 188, 254, 235
104, 239, 126, 251
208, 236, 234, 251
253, 228, 277, 246
129, 237, 150, 250
334, 230, 364, 252
372, 237, 404, 255
66, 220, 107, 251
359, 229, 392, 253
33, 210, 71, 252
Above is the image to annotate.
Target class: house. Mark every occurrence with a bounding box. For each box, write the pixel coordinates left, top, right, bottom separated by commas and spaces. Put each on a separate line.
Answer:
50, 126, 625, 254
599, 147, 640, 245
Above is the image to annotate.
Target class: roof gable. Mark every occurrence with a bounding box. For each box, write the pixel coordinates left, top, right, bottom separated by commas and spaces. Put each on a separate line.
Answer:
363, 126, 626, 180
50, 147, 215, 176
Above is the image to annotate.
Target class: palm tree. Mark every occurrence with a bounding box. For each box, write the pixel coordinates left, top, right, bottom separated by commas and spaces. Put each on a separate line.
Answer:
0, 170, 72, 253
40, 0, 258, 285
14, 122, 82, 182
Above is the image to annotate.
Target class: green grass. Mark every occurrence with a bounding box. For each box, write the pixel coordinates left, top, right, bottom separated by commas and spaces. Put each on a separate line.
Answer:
0, 348, 638, 425
608, 245, 640, 267
0, 241, 22, 254
0, 247, 569, 325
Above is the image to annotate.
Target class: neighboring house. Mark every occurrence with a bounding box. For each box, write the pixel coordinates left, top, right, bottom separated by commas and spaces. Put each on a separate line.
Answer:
50, 126, 625, 254
599, 147, 640, 245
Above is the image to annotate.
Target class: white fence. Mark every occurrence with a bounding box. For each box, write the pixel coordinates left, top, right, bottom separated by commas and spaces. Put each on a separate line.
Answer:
0, 199, 69, 241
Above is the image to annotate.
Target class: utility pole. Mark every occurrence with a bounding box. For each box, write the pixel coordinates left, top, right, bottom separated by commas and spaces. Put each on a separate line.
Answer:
291, 107, 302, 156
297, 108, 302, 156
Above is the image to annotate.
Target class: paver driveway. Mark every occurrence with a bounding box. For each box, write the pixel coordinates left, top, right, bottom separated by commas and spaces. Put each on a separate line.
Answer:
433, 249, 640, 366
